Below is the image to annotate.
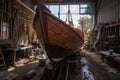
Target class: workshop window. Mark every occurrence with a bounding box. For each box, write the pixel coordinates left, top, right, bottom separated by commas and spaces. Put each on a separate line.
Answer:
0, 0, 11, 40
0, 22, 9, 39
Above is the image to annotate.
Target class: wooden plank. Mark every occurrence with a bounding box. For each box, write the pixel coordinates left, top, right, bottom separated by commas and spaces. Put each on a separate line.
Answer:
47, 16, 74, 34
48, 31, 77, 47
48, 35, 82, 50
0, 47, 7, 69
16, 0, 35, 14
3, 73, 18, 80
48, 22, 81, 42
24, 70, 36, 79
48, 29, 82, 47
46, 13, 83, 41
48, 29, 82, 48
47, 16, 82, 41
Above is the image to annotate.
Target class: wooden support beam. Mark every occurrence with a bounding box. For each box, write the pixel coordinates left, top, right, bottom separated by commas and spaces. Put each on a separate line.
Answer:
16, 0, 35, 14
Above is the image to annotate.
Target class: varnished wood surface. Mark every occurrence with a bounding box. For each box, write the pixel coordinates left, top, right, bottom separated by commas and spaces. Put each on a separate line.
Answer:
47, 16, 83, 50
33, 4, 84, 59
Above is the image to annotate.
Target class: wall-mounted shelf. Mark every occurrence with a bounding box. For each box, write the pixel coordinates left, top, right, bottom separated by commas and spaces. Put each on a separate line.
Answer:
104, 23, 120, 53
105, 24, 119, 28
106, 36, 120, 38
105, 24, 119, 37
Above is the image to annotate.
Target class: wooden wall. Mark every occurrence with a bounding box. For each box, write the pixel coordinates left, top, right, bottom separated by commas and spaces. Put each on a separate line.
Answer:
96, 0, 119, 24
0, 0, 36, 45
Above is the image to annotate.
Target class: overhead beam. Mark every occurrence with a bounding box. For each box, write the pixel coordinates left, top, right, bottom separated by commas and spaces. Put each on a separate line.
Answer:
33, 0, 95, 5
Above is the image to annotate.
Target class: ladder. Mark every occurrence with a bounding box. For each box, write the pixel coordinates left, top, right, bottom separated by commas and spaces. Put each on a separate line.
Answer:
0, 47, 7, 71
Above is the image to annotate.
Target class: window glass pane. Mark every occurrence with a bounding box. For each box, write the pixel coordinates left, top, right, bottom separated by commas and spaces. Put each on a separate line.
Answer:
80, 4, 94, 14
80, 4, 88, 8
0, 22, 9, 39
80, 8, 87, 14
60, 15, 67, 22
45, 5, 49, 8
72, 15, 80, 28
34, 6, 37, 11
60, 5, 68, 14
87, 8, 93, 14
49, 5, 59, 14
55, 15, 58, 17
70, 5, 79, 14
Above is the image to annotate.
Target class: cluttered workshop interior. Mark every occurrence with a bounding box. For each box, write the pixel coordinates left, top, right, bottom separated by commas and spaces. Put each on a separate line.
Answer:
0, 0, 120, 80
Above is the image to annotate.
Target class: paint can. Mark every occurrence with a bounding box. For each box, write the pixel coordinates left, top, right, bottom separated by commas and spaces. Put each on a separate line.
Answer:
109, 49, 113, 55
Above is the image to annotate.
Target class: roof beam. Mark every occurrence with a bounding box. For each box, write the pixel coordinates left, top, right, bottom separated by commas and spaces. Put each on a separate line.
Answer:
33, 0, 95, 5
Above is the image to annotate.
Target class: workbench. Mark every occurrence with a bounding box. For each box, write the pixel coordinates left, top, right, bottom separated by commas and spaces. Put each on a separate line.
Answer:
99, 51, 120, 71
3, 46, 32, 66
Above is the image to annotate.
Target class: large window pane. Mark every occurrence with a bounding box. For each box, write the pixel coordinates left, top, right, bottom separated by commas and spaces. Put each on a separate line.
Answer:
87, 8, 93, 14
80, 4, 94, 14
80, 4, 88, 8
55, 15, 58, 17
49, 5, 59, 14
60, 5, 68, 14
60, 15, 67, 22
45, 5, 49, 8
34, 5, 37, 11
72, 15, 80, 28
70, 5, 79, 14
0, 22, 9, 39
80, 8, 87, 14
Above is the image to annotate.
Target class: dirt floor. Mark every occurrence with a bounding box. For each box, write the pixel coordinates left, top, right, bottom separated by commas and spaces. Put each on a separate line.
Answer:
81, 49, 120, 80
0, 49, 120, 80
0, 59, 45, 80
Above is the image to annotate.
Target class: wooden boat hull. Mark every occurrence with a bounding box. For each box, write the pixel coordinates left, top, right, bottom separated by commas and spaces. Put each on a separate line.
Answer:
33, 4, 84, 59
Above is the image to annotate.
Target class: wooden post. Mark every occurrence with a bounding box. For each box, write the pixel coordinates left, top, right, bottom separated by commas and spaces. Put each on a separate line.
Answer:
36, 0, 47, 52
58, 4, 60, 18
81, 21, 84, 38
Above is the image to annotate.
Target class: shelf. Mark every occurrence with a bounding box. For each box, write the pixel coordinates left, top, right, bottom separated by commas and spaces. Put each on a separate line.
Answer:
105, 24, 119, 28
106, 36, 120, 38
105, 46, 120, 49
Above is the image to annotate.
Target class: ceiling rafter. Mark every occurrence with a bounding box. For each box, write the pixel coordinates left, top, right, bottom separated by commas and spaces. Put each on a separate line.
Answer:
32, 0, 96, 5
